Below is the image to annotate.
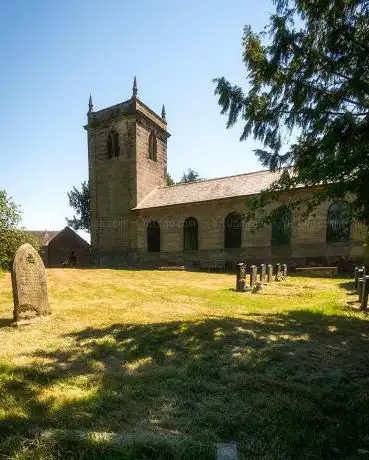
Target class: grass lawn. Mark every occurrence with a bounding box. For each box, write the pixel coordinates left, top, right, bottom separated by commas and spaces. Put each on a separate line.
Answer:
0, 269, 369, 459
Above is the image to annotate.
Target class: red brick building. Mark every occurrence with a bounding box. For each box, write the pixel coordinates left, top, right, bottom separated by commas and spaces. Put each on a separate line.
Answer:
29, 226, 91, 267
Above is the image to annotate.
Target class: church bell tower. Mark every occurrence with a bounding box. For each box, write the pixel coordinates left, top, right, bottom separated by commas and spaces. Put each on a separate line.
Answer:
86, 78, 170, 266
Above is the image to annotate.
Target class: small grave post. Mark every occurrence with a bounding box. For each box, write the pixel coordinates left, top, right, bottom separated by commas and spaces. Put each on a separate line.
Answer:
250, 265, 257, 287
275, 263, 281, 281
260, 264, 266, 284
236, 263, 247, 291
358, 278, 364, 303
267, 264, 273, 283
360, 275, 369, 311
281, 264, 288, 280
357, 267, 365, 294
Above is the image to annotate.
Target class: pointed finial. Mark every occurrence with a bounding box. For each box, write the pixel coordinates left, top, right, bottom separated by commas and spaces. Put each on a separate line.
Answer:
161, 104, 166, 120
132, 76, 138, 98
88, 94, 93, 114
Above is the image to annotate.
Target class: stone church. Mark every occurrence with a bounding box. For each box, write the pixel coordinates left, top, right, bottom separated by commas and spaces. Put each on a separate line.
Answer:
86, 79, 365, 269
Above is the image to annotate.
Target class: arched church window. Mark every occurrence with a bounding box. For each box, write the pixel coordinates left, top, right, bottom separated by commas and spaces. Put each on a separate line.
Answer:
147, 221, 160, 252
326, 201, 351, 242
107, 130, 120, 158
271, 205, 292, 247
183, 217, 198, 251
149, 132, 157, 161
224, 212, 242, 249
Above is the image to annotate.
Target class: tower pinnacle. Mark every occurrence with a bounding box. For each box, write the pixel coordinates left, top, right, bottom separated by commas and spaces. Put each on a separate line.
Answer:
161, 104, 166, 120
88, 94, 93, 114
132, 76, 138, 98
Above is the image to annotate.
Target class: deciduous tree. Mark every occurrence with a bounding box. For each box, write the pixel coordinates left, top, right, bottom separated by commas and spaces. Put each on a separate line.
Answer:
0, 190, 39, 269
67, 181, 90, 232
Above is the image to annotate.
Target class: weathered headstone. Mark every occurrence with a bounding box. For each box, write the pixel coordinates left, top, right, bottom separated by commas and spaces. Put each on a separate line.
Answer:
236, 263, 247, 291
260, 264, 266, 284
281, 263, 288, 280
275, 263, 281, 281
12, 243, 50, 323
250, 265, 257, 287
357, 267, 365, 294
360, 275, 369, 311
358, 278, 364, 303
267, 264, 273, 283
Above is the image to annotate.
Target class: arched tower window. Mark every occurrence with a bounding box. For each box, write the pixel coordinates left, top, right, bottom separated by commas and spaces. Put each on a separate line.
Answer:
107, 130, 120, 158
183, 217, 198, 251
148, 132, 157, 161
224, 212, 242, 249
147, 221, 160, 252
271, 205, 292, 247
326, 201, 351, 242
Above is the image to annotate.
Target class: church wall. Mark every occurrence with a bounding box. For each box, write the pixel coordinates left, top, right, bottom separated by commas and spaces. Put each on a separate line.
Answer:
133, 190, 365, 269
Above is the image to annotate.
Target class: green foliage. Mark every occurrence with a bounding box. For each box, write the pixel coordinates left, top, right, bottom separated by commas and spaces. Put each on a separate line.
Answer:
166, 173, 175, 186
0, 189, 40, 270
0, 189, 21, 229
0, 230, 40, 270
67, 181, 90, 232
167, 169, 203, 185
179, 168, 202, 183
214, 0, 369, 222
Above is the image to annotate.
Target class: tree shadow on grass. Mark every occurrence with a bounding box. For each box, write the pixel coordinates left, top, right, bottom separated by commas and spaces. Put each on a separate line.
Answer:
1, 311, 369, 458
0, 318, 13, 328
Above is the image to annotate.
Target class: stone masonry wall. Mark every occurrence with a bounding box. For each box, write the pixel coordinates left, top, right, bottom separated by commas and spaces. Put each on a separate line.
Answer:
88, 116, 137, 257
132, 190, 365, 269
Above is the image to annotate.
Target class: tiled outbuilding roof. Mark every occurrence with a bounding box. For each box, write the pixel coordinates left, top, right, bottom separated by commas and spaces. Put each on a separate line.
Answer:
28, 226, 90, 247
133, 169, 285, 210
28, 230, 61, 246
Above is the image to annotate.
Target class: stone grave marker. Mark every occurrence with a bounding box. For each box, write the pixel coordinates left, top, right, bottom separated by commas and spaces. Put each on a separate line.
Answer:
360, 275, 369, 311
260, 264, 266, 284
275, 263, 281, 281
250, 265, 257, 287
236, 263, 247, 291
357, 267, 365, 294
12, 243, 51, 323
267, 264, 273, 283
281, 263, 288, 279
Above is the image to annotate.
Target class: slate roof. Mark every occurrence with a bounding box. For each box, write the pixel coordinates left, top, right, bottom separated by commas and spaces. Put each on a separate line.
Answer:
133, 169, 286, 210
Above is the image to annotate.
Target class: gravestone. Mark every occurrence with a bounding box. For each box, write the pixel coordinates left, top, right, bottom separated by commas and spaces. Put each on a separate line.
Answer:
357, 267, 365, 294
12, 243, 50, 323
250, 265, 257, 287
260, 264, 266, 284
275, 263, 281, 281
358, 278, 364, 303
267, 264, 273, 283
236, 263, 247, 291
281, 264, 288, 279
360, 275, 369, 311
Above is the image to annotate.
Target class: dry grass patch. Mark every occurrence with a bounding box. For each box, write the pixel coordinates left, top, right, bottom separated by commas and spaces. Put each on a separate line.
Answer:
0, 269, 369, 459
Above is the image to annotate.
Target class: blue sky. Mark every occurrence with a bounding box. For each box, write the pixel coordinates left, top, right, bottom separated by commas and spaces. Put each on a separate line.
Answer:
0, 0, 274, 236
